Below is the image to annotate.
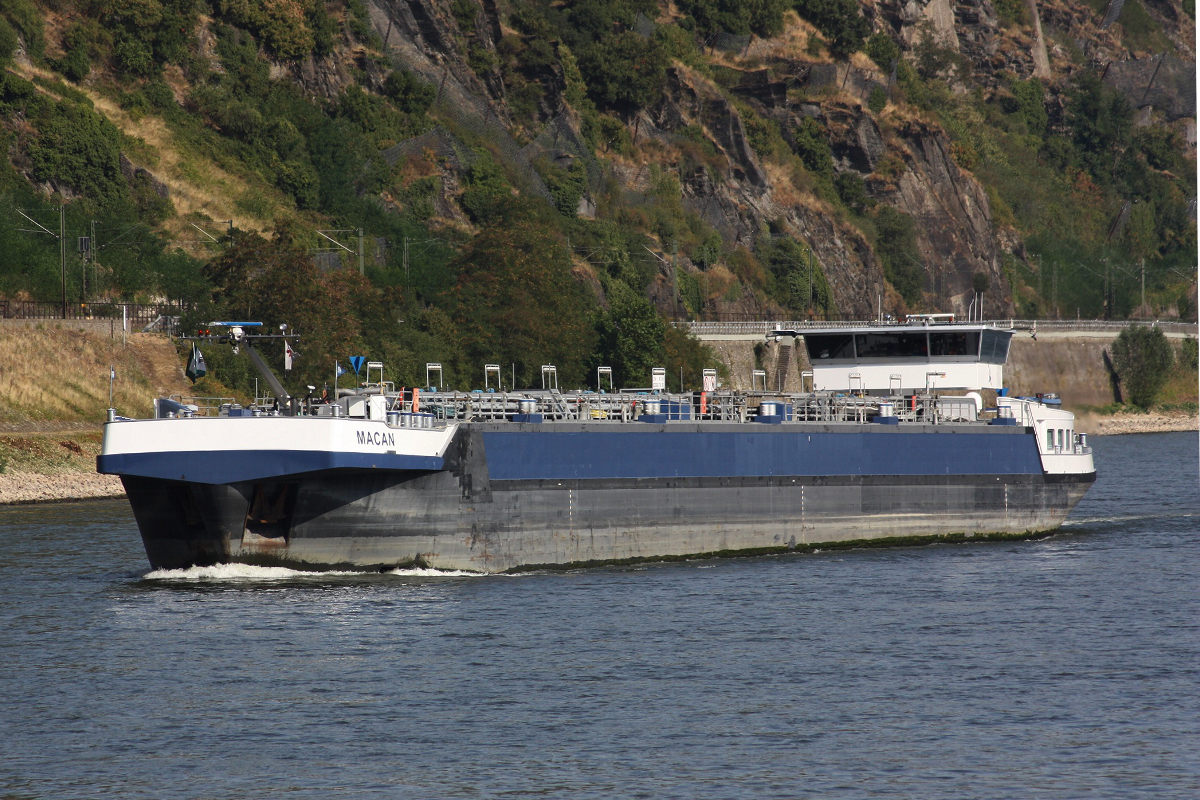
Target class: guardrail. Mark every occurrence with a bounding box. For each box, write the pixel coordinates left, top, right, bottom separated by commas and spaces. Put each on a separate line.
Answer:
675, 319, 1199, 336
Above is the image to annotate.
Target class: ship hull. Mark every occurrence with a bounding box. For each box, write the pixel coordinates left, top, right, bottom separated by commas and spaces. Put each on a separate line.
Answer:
117, 422, 1096, 573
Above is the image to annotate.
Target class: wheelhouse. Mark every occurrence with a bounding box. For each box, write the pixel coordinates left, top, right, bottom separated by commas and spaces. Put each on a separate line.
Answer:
777, 323, 1016, 394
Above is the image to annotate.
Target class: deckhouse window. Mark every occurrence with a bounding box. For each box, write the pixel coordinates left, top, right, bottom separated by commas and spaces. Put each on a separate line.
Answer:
805, 333, 855, 361
854, 332, 928, 359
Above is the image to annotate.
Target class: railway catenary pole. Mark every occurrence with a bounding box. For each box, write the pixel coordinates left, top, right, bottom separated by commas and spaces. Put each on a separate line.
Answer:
60, 204, 67, 319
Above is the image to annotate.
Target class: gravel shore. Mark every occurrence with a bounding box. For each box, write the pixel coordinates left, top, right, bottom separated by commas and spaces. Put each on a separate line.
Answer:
0, 471, 124, 505
1080, 412, 1198, 436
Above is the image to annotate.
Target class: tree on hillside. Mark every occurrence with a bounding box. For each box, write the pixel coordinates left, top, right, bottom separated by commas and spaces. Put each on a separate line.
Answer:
664, 324, 721, 391
678, 0, 786, 37
1111, 325, 1174, 407
577, 32, 669, 111
200, 229, 405, 393
793, 0, 869, 59
595, 281, 667, 388
450, 218, 596, 389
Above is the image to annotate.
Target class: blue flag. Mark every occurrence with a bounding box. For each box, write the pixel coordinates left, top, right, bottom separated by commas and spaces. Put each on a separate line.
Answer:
335, 362, 347, 378
349, 356, 366, 375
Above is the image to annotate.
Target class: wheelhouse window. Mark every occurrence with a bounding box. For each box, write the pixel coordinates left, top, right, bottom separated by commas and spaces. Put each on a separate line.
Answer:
980, 330, 1012, 364
929, 331, 981, 357
805, 333, 855, 361
854, 332, 929, 359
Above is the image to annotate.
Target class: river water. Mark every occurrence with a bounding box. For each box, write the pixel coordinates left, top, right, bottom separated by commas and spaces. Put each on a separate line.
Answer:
1, 432, 1197, 798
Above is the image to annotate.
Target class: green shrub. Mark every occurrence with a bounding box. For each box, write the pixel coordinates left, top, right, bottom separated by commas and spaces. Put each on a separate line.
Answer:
219, 0, 316, 60
27, 102, 128, 208
277, 159, 319, 209
678, 0, 786, 37
677, 268, 702, 316
0, 17, 20, 67
114, 36, 156, 76
690, 232, 723, 269
220, 101, 264, 142
543, 159, 589, 218
383, 69, 436, 114
1111, 325, 1174, 407
578, 32, 669, 110
1179, 337, 1198, 370
864, 32, 900, 71
993, 0, 1029, 25
835, 171, 870, 214
450, 0, 479, 31
872, 206, 923, 304
143, 80, 177, 110
58, 43, 91, 82
400, 176, 439, 221
1005, 78, 1047, 135
791, 117, 834, 179
1, 0, 43, 61
761, 236, 835, 315
867, 85, 887, 113
459, 153, 511, 224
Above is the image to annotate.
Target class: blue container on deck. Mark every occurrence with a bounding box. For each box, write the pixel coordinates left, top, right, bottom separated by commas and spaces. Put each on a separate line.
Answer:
756, 401, 793, 424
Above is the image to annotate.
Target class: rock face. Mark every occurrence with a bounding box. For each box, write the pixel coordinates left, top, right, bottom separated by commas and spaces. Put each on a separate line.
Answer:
869, 118, 1013, 316
363, 0, 1186, 321
825, 104, 887, 174
648, 67, 769, 190
369, 0, 511, 126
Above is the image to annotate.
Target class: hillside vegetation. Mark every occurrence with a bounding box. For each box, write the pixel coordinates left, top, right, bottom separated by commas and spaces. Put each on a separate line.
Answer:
0, 0, 1194, 397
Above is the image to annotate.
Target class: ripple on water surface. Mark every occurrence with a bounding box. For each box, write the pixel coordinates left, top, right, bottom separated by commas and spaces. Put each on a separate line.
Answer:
0, 432, 1196, 799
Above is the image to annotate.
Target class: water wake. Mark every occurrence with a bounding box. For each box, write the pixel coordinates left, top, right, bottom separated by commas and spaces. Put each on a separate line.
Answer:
1062, 511, 1195, 527
144, 564, 483, 581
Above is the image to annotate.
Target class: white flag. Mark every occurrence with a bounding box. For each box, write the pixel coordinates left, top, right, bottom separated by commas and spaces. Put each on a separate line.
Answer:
284, 341, 294, 371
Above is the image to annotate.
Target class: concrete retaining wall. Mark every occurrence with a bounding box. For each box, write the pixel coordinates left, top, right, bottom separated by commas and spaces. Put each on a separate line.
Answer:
709, 333, 1129, 407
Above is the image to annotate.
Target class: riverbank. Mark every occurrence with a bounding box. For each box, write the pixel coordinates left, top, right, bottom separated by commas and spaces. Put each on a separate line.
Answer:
1079, 410, 1199, 436
0, 430, 124, 505
0, 471, 124, 504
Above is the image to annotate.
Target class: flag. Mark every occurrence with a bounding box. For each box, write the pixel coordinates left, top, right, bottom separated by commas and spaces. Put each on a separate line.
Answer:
110, 365, 116, 381
350, 356, 366, 375
335, 361, 347, 378
186, 344, 206, 381
284, 341, 295, 371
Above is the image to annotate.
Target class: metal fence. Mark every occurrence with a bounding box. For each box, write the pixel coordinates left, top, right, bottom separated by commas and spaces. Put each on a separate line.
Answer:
0, 301, 184, 330
677, 319, 1200, 336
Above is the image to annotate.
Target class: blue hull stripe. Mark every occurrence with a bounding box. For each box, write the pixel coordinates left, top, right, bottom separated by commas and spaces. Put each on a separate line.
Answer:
481, 430, 1044, 480
98, 451, 443, 485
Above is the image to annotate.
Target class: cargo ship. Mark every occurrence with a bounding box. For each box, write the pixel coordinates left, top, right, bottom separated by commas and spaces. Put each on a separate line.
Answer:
99, 320, 1096, 572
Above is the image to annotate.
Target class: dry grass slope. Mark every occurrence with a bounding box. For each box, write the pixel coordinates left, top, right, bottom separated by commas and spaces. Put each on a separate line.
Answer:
0, 324, 190, 424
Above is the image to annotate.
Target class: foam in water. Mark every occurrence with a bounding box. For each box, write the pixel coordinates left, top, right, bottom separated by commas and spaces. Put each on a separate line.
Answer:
386, 567, 482, 577
144, 564, 482, 581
